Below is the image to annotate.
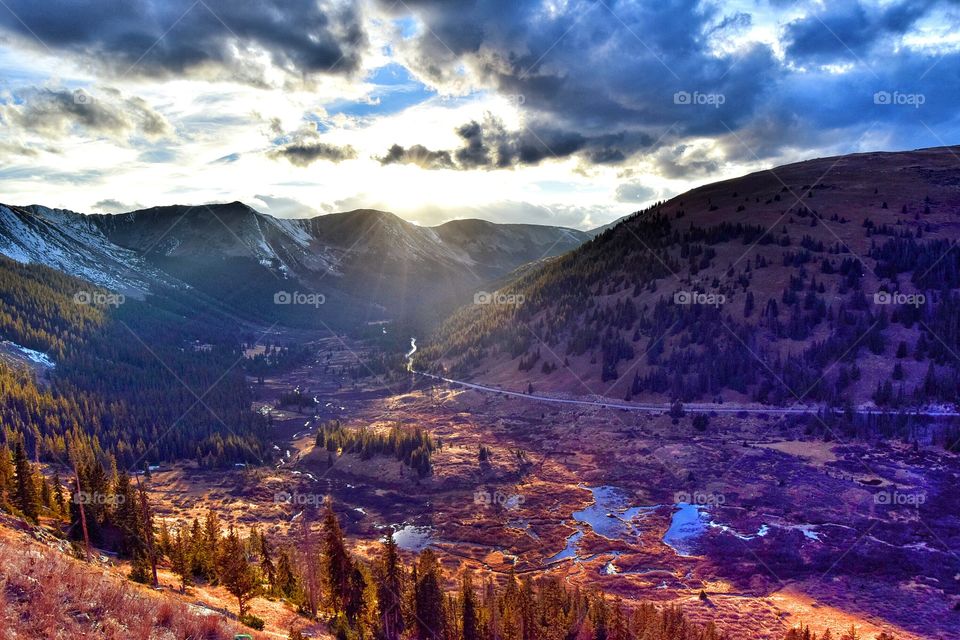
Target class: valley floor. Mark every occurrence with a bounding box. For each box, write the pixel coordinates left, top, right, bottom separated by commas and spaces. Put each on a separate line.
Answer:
140, 334, 959, 640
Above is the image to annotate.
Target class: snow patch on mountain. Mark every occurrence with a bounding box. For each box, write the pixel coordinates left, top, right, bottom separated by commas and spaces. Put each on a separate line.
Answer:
0, 204, 169, 294
3, 340, 55, 368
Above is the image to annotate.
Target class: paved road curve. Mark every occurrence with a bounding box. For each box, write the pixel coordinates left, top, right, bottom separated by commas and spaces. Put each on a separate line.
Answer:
410, 369, 960, 417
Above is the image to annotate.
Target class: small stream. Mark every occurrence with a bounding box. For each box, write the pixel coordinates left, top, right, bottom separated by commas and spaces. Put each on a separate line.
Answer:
405, 337, 417, 371
662, 502, 707, 556
663, 504, 824, 556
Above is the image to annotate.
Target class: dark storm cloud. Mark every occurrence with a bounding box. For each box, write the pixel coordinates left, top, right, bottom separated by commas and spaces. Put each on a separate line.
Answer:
266, 122, 356, 167
379, 143, 454, 169
455, 120, 491, 168
0, 0, 367, 85
380, 0, 773, 133
783, 0, 935, 64
270, 141, 357, 167
653, 145, 720, 180
376, 0, 960, 177
382, 116, 643, 171
0, 87, 171, 141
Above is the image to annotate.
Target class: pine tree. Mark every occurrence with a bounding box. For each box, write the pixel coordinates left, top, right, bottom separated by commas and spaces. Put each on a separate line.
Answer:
158, 520, 173, 558
377, 535, 405, 640
276, 547, 299, 600
218, 526, 260, 618
345, 563, 368, 625
136, 482, 159, 586
39, 475, 52, 513
839, 626, 861, 640
460, 572, 479, 640
189, 518, 205, 577
113, 470, 140, 555
257, 528, 277, 595
322, 498, 353, 615
201, 509, 222, 581
414, 550, 444, 640
129, 550, 152, 583
297, 516, 323, 618
51, 471, 65, 517
171, 525, 192, 593
12, 442, 39, 522
0, 443, 14, 511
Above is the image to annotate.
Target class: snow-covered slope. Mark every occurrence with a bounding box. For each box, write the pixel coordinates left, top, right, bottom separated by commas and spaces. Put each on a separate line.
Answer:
91, 202, 345, 279
0, 204, 174, 295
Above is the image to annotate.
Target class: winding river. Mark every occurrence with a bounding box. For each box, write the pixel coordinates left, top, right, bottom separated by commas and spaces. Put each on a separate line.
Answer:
405, 337, 417, 371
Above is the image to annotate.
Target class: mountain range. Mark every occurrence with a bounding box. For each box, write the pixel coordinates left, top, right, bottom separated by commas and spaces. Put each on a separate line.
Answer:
6, 145, 960, 411
0, 202, 589, 328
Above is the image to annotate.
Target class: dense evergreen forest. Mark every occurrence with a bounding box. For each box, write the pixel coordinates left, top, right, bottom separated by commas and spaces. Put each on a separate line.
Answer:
0, 256, 268, 468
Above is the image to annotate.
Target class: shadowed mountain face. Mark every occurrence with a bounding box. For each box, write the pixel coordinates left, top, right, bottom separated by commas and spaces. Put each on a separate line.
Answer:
0, 201, 589, 328
418, 145, 960, 409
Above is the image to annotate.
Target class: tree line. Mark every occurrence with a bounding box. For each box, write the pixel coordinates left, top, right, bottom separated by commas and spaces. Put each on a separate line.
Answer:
316, 420, 434, 478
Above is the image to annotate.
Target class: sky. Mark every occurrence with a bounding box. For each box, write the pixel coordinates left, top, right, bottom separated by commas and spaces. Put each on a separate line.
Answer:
0, 0, 958, 230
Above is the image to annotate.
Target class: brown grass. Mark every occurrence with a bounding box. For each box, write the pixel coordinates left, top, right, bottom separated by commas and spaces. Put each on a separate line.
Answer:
0, 535, 250, 639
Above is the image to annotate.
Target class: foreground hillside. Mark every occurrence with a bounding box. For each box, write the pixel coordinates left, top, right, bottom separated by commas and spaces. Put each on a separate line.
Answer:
419, 146, 960, 414
0, 520, 257, 639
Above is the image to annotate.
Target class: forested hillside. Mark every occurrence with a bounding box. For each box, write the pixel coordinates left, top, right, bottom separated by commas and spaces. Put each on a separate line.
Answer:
0, 257, 107, 358
0, 255, 267, 468
418, 147, 960, 412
